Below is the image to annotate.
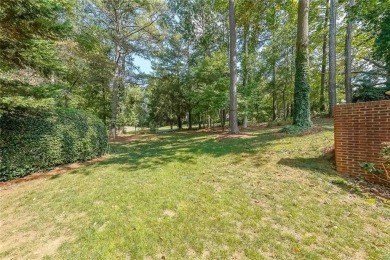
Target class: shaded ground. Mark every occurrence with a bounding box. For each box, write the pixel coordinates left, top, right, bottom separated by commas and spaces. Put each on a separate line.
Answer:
1, 120, 389, 259
0, 156, 109, 189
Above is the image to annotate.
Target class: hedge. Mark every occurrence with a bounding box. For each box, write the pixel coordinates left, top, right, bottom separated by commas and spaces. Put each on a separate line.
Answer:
0, 107, 108, 181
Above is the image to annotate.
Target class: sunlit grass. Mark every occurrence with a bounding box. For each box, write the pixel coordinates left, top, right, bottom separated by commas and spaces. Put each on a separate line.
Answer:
1, 120, 389, 259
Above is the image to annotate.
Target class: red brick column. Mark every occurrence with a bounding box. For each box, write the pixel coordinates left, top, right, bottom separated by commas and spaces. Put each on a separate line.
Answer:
334, 100, 390, 185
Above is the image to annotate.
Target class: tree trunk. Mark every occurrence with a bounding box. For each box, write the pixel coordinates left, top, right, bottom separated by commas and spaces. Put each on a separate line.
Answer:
344, 0, 354, 103
188, 109, 193, 130
198, 113, 202, 129
221, 109, 226, 131
293, 0, 312, 129
286, 103, 290, 118
110, 44, 121, 140
177, 114, 182, 129
272, 92, 277, 121
328, 0, 337, 117
242, 24, 249, 129
255, 103, 260, 122
228, 0, 239, 134
282, 87, 287, 119
272, 63, 277, 121
320, 0, 329, 112
387, 67, 390, 86
102, 85, 107, 126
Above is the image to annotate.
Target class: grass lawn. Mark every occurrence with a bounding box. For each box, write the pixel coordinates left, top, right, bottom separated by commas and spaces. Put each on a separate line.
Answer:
1, 120, 389, 259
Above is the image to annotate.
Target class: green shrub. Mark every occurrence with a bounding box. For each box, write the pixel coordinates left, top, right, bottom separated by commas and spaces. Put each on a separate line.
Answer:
0, 107, 108, 181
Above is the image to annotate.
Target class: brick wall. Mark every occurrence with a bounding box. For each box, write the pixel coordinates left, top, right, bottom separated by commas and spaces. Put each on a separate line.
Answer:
334, 100, 390, 185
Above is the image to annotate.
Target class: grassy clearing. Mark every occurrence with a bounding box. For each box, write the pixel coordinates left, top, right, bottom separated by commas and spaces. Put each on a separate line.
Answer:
1, 120, 389, 259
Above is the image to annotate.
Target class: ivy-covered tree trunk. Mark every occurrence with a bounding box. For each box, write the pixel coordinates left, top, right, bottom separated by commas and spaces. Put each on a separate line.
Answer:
228, 0, 239, 134
293, 0, 312, 129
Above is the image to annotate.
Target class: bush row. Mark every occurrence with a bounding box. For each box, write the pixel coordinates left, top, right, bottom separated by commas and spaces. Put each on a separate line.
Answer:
0, 108, 108, 181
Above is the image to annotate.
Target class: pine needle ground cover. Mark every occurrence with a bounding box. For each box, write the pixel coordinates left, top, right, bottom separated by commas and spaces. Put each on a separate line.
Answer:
1, 120, 389, 259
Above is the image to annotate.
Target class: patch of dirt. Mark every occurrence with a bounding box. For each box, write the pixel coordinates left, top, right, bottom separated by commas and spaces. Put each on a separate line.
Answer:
298, 125, 326, 136
230, 251, 245, 260
112, 134, 154, 143
155, 253, 167, 259
30, 236, 69, 259
196, 127, 226, 133
244, 123, 269, 130
0, 156, 109, 190
359, 181, 390, 200
271, 224, 303, 241
334, 177, 390, 201
216, 132, 253, 141
186, 248, 196, 257
0, 211, 84, 259
322, 144, 335, 161
0, 225, 72, 260
352, 250, 368, 260
201, 250, 210, 259
260, 250, 276, 259
162, 209, 176, 217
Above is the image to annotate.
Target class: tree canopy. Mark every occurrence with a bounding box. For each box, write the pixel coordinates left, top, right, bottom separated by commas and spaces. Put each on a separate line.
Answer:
1, 0, 389, 133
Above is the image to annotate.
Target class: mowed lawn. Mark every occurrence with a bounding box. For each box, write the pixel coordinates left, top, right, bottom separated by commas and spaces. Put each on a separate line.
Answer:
1, 120, 389, 259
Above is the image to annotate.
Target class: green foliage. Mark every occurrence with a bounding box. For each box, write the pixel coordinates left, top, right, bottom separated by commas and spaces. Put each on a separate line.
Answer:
281, 125, 307, 134
353, 76, 389, 102
380, 143, 390, 158
359, 143, 390, 177
0, 108, 108, 181
117, 86, 149, 128
354, 1, 390, 66
359, 162, 383, 175
0, 0, 72, 71
373, 10, 390, 70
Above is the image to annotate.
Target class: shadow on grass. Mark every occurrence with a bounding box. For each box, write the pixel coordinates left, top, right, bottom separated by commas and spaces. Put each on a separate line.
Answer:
62, 118, 335, 177
278, 157, 364, 196
278, 157, 336, 174
69, 129, 289, 176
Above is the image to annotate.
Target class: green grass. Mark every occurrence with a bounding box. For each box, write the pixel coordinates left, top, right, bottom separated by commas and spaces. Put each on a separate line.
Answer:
1, 120, 390, 259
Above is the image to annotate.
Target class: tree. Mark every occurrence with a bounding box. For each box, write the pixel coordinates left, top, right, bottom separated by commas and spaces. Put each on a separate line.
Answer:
373, 10, 390, 84
228, 0, 239, 134
344, 0, 354, 103
292, 0, 311, 130
328, 0, 337, 116
0, 0, 71, 71
84, 0, 162, 139
319, 0, 329, 112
